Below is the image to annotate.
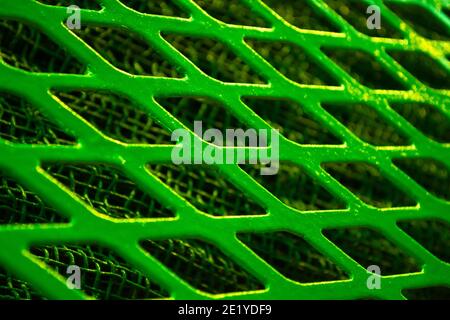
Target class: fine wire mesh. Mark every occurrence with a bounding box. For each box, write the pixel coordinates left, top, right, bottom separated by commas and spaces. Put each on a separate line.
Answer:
29, 244, 170, 299
0, 0, 449, 300
0, 92, 76, 145
43, 164, 176, 220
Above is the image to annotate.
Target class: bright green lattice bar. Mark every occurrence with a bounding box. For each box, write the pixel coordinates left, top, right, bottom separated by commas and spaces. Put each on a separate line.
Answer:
0, 0, 449, 300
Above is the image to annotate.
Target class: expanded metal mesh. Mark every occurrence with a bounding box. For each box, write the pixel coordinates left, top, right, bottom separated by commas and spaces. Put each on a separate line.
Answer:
0, 0, 449, 300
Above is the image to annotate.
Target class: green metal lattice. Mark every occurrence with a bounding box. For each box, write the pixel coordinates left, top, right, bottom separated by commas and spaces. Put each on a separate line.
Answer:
0, 0, 450, 300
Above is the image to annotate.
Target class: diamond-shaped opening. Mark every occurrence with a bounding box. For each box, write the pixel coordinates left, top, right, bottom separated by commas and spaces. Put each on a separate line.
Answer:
262, 0, 340, 32
326, 0, 403, 38
156, 96, 265, 146
390, 102, 450, 143
246, 39, 339, 86
140, 238, 264, 294
163, 34, 266, 84
0, 20, 86, 74
146, 164, 266, 216
30, 244, 169, 299
0, 92, 76, 145
37, 0, 102, 10
194, 0, 269, 27
43, 164, 175, 219
321, 48, 406, 90
321, 103, 410, 146
238, 231, 349, 283
74, 26, 182, 77
241, 161, 346, 211
386, 3, 450, 41
402, 286, 450, 300
323, 227, 421, 275
242, 97, 342, 145
119, 0, 188, 17
387, 50, 450, 89
53, 90, 173, 144
397, 219, 450, 263
322, 162, 416, 208
0, 267, 43, 300
0, 175, 68, 225
393, 158, 450, 201
156, 96, 249, 142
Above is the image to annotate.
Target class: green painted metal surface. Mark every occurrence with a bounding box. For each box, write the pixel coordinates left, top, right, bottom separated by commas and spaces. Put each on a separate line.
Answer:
0, 0, 449, 300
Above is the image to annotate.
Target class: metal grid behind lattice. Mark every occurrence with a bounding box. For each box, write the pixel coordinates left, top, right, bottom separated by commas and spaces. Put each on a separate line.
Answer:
0, 0, 449, 300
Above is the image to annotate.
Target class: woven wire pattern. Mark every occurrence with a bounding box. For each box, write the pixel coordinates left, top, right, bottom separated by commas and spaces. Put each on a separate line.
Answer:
0, 0, 449, 300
